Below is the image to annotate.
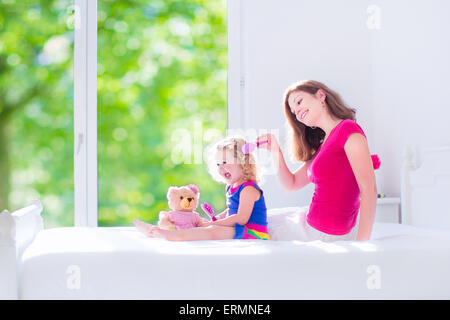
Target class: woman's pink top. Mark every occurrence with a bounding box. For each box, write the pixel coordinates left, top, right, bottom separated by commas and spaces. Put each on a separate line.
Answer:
306, 119, 366, 235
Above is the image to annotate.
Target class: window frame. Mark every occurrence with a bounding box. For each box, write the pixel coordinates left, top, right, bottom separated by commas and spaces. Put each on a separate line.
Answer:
74, 0, 98, 227
227, 0, 245, 130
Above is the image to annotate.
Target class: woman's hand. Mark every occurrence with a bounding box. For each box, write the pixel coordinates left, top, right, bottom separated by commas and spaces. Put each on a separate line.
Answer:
256, 133, 280, 153
257, 133, 307, 193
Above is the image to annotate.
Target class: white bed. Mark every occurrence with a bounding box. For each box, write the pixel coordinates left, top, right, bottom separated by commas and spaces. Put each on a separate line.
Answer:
17, 221, 450, 300
1, 146, 450, 300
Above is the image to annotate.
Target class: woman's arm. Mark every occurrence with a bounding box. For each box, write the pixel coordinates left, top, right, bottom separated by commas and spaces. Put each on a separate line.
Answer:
209, 187, 259, 227
344, 133, 378, 241
257, 134, 311, 193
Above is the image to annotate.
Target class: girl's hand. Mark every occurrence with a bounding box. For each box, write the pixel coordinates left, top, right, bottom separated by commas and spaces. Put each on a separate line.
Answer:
198, 218, 212, 227
200, 221, 213, 227
256, 133, 280, 153
216, 211, 228, 220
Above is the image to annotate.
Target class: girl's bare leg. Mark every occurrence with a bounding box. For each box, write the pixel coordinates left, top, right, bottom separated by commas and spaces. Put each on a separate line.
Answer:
133, 219, 235, 241
160, 225, 235, 241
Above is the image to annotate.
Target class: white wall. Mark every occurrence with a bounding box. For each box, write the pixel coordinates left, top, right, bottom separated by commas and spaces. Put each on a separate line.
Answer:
228, 0, 450, 212
370, 0, 450, 195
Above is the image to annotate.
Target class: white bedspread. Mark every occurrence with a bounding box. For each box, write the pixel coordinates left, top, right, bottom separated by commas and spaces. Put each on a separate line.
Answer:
18, 218, 450, 300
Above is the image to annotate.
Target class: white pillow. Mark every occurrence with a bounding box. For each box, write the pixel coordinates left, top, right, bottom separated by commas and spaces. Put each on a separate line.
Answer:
0, 199, 44, 252
267, 206, 309, 241
0, 200, 43, 300
12, 199, 44, 255
0, 209, 14, 246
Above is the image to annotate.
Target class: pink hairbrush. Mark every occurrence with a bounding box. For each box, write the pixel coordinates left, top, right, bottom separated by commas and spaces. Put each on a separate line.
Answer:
201, 202, 217, 221
241, 140, 268, 154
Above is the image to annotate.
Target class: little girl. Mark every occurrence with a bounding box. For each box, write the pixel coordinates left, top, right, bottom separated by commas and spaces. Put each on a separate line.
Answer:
133, 136, 270, 241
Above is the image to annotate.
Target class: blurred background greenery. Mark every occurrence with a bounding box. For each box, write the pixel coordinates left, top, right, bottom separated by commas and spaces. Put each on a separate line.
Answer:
0, 0, 227, 227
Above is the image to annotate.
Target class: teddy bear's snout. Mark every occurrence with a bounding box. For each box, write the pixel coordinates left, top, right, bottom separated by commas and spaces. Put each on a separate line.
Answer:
179, 196, 195, 210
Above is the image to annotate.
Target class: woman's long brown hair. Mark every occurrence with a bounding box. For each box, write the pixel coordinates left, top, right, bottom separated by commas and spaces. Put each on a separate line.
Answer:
284, 80, 357, 162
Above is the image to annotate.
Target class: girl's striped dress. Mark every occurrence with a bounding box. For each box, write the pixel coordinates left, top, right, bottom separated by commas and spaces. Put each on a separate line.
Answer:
226, 180, 270, 240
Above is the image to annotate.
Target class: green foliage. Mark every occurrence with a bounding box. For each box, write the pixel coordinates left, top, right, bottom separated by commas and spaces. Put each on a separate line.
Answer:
0, 0, 227, 228
0, 0, 75, 227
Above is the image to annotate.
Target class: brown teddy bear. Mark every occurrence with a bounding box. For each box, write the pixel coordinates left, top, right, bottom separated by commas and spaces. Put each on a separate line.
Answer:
158, 184, 205, 230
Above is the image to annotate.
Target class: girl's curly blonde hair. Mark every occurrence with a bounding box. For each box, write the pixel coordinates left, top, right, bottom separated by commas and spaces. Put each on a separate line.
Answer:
206, 136, 261, 185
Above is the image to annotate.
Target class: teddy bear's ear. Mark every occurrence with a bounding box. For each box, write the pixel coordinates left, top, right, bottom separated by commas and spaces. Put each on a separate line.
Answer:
187, 184, 199, 194
167, 187, 179, 199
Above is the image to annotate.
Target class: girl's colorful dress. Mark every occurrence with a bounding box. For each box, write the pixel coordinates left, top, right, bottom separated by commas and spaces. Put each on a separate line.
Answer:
226, 180, 270, 240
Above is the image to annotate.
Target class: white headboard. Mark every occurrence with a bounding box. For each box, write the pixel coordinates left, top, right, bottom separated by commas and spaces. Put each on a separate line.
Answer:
401, 146, 450, 229
0, 199, 44, 299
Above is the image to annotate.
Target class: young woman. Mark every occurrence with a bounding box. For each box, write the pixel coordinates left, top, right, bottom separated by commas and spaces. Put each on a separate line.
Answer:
257, 80, 378, 241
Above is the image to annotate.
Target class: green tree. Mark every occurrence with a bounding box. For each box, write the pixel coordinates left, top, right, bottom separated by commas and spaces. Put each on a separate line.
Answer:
0, 0, 74, 226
